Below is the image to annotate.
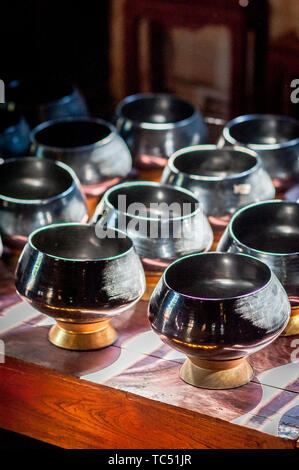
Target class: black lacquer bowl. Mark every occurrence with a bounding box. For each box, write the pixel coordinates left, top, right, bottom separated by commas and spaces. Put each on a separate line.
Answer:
7, 79, 88, 127
219, 114, 299, 191
93, 181, 213, 267
148, 252, 290, 389
16, 223, 145, 350
161, 145, 275, 234
218, 200, 299, 336
31, 117, 132, 196
0, 107, 31, 157
115, 93, 208, 171
0, 157, 88, 250
92, 181, 213, 299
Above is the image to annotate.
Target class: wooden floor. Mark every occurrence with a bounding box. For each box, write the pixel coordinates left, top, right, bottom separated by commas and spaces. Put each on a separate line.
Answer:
0, 260, 298, 449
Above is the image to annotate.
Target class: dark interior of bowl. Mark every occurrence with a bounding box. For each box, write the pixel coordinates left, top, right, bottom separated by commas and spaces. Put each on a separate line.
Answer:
121, 96, 194, 124
31, 224, 132, 260
108, 184, 198, 218
34, 120, 111, 148
232, 202, 299, 254
229, 116, 299, 145
0, 158, 73, 200
165, 253, 270, 298
173, 149, 257, 177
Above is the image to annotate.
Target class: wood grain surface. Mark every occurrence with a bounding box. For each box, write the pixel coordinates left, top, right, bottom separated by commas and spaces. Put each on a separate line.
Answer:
0, 356, 296, 449
0, 254, 298, 449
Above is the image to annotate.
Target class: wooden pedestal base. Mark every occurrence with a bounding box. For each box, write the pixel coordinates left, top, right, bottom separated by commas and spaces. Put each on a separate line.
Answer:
180, 357, 254, 390
282, 306, 299, 337
211, 232, 223, 251
86, 196, 100, 220
142, 271, 163, 301
138, 168, 164, 183
49, 319, 118, 351
208, 216, 230, 251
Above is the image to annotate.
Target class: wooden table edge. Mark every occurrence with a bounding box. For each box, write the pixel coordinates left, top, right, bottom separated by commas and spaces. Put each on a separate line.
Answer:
0, 356, 296, 450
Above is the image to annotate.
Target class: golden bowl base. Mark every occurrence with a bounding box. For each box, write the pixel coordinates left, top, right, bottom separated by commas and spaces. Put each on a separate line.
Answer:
211, 236, 222, 252
208, 217, 229, 251
48, 319, 118, 350
142, 271, 163, 301
138, 168, 164, 183
180, 356, 254, 390
86, 195, 100, 220
281, 306, 299, 337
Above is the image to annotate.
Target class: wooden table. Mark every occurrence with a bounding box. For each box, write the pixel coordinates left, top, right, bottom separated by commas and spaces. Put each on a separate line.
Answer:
0, 260, 298, 449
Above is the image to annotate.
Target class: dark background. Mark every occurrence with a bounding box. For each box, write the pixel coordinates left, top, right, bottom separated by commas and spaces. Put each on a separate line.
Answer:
0, 1, 111, 447
0, 1, 110, 116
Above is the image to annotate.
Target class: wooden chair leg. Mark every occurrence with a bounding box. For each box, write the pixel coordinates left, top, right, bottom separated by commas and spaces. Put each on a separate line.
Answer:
229, 22, 247, 117
252, 19, 269, 111
123, 8, 140, 95
121, 0, 268, 118
148, 21, 168, 92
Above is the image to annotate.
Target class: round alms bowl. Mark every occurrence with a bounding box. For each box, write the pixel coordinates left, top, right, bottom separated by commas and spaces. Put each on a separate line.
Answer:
7, 79, 89, 126
161, 145, 275, 229
0, 157, 88, 250
31, 117, 132, 196
92, 181, 213, 272
148, 252, 290, 389
15, 223, 145, 350
115, 93, 208, 171
0, 106, 31, 158
219, 114, 299, 191
217, 200, 299, 336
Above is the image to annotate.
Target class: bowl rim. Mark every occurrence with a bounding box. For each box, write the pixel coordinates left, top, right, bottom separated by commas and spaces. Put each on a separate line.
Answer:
223, 114, 299, 150
28, 222, 135, 262
115, 92, 199, 130
228, 199, 299, 257
31, 116, 117, 153
167, 144, 261, 181
162, 251, 273, 301
102, 180, 202, 222
0, 156, 80, 205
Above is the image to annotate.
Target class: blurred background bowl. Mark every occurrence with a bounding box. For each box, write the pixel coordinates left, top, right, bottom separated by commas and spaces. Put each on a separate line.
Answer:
31, 117, 132, 198
217, 200, 299, 336
7, 78, 89, 127
115, 93, 208, 181
219, 114, 299, 192
0, 157, 88, 250
16, 224, 145, 350
0, 105, 31, 158
149, 252, 290, 389
93, 181, 213, 269
92, 181, 213, 299
161, 145, 275, 244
